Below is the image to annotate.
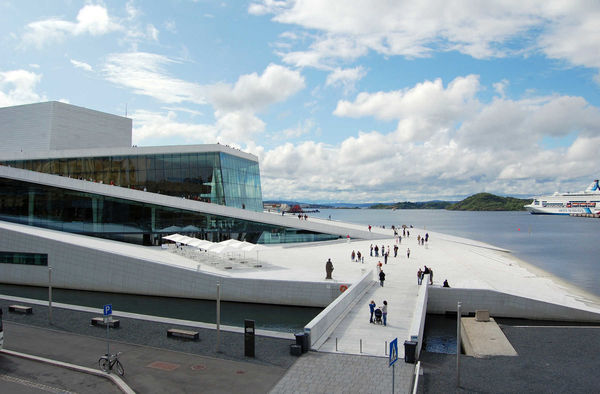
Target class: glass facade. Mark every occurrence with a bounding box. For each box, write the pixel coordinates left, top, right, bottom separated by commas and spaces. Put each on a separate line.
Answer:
1, 151, 263, 212
0, 251, 48, 266
0, 177, 338, 245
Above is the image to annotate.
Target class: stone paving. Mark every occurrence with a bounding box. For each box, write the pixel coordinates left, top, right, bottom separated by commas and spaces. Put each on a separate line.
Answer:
270, 352, 415, 394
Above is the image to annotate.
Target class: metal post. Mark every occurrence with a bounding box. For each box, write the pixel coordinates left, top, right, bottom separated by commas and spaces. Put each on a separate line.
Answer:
385, 341, 388, 355
48, 267, 52, 324
216, 282, 221, 352
106, 318, 110, 358
457, 302, 462, 388
392, 363, 395, 394
360, 339, 362, 353
335, 337, 338, 351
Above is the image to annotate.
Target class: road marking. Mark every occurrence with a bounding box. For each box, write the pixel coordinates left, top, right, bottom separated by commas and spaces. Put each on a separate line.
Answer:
0, 374, 76, 394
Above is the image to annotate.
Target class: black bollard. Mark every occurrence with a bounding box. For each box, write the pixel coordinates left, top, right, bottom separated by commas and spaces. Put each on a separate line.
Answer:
244, 319, 255, 357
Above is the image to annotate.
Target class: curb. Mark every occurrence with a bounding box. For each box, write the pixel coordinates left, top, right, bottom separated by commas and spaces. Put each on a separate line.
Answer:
0, 349, 135, 394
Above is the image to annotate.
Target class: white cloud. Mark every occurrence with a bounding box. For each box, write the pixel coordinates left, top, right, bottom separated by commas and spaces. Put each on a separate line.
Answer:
335, 75, 481, 141
22, 5, 120, 48
0, 69, 45, 107
257, 75, 600, 201
106, 58, 305, 145
132, 109, 217, 145
70, 59, 93, 72
275, 118, 315, 139
325, 66, 366, 94
103, 52, 206, 104
251, 1, 600, 76
493, 79, 509, 97
209, 63, 305, 112
146, 24, 159, 41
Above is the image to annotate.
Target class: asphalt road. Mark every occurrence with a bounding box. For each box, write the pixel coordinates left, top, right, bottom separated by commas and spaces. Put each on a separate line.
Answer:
0, 352, 119, 394
419, 319, 600, 393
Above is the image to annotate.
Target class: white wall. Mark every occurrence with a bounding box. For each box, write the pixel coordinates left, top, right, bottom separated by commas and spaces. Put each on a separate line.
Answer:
0, 101, 131, 154
428, 287, 600, 322
0, 226, 340, 307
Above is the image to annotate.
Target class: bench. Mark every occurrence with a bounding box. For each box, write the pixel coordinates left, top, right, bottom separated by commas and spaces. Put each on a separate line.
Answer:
167, 328, 199, 340
91, 317, 120, 328
8, 305, 33, 314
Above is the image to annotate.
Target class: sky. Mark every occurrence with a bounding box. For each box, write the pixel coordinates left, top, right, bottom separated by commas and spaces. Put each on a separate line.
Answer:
1, 1, 600, 203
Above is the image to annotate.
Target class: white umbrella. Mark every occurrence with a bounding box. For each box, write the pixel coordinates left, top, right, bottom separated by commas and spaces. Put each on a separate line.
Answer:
217, 239, 243, 247
231, 241, 255, 250
187, 239, 214, 249
240, 243, 268, 262
207, 244, 238, 254
163, 234, 189, 243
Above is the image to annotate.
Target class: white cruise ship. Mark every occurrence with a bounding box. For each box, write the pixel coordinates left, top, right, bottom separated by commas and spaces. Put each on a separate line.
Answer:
524, 179, 600, 215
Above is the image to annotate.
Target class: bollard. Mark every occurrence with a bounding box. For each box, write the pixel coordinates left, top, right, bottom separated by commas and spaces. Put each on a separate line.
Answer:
336, 337, 338, 351
360, 339, 362, 353
385, 341, 388, 355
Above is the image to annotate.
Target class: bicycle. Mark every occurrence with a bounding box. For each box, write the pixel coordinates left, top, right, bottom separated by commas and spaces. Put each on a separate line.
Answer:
98, 352, 124, 376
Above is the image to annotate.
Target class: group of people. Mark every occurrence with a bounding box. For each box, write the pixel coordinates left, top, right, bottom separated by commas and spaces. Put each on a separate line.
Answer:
416, 233, 429, 246
417, 265, 435, 285
350, 250, 364, 263
368, 299, 388, 326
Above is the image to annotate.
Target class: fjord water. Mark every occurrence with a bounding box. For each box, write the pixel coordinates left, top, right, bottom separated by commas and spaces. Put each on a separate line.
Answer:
313, 209, 600, 297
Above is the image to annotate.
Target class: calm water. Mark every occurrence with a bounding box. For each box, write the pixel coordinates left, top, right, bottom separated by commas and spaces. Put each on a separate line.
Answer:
313, 209, 600, 297
0, 284, 321, 333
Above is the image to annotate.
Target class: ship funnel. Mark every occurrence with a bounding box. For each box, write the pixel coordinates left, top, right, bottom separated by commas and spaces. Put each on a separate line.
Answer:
585, 179, 600, 192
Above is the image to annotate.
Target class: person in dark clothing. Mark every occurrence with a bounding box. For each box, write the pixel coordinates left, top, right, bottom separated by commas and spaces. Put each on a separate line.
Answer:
379, 270, 386, 287
443, 279, 450, 287
369, 300, 376, 323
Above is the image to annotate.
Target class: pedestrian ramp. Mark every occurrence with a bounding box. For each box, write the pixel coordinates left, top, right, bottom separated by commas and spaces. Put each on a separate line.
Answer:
312, 270, 429, 359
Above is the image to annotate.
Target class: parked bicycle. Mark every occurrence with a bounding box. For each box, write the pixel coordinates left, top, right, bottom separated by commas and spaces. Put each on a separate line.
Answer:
98, 352, 124, 376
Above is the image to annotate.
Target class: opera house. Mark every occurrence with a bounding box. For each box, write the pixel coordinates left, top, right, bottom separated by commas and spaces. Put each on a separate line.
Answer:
0, 102, 368, 306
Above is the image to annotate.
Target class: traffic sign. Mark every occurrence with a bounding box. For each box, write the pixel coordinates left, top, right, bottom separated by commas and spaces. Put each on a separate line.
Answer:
103, 304, 112, 316
389, 338, 398, 367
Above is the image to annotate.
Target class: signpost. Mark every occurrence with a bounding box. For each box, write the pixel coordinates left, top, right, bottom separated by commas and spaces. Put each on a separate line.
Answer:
389, 338, 398, 394
103, 304, 112, 356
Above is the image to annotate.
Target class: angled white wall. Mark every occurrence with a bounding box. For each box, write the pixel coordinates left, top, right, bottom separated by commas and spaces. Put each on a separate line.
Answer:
0, 101, 131, 154
0, 222, 340, 307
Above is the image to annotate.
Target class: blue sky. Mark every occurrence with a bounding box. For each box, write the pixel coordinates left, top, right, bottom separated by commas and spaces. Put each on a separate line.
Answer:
1, 1, 600, 202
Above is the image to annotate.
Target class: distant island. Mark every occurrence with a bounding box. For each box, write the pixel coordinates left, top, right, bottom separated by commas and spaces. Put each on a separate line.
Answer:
264, 193, 532, 212
371, 193, 531, 211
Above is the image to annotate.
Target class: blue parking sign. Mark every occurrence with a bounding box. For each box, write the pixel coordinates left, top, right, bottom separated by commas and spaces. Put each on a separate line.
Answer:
389, 338, 398, 366
103, 304, 112, 316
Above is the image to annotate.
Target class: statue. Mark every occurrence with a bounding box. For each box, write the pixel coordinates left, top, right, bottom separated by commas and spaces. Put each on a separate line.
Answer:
325, 258, 334, 279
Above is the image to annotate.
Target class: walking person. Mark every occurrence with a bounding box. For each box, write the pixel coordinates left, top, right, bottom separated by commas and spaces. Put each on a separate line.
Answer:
384, 252, 388, 264
369, 300, 376, 323
429, 268, 434, 285
417, 268, 423, 285
394, 244, 398, 257
375, 245, 379, 257
379, 270, 386, 287
381, 301, 388, 326
370, 244, 373, 256
407, 248, 411, 259
351, 250, 355, 261
357, 251, 362, 263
